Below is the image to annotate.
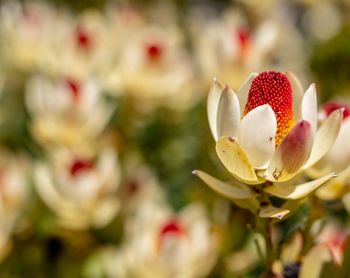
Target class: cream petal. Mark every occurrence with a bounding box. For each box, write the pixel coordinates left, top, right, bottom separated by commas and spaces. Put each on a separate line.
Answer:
207, 78, 225, 141
264, 172, 335, 199
216, 86, 240, 138
285, 71, 303, 121
316, 164, 350, 200
301, 84, 317, 136
303, 109, 343, 169
325, 118, 350, 172
239, 104, 277, 169
216, 136, 257, 182
237, 72, 258, 115
192, 170, 253, 199
259, 205, 290, 220
264, 120, 313, 182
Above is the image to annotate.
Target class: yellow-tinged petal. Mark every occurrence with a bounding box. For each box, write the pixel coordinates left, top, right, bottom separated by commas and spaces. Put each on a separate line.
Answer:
264, 120, 313, 182
237, 72, 258, 115
216, 136, 257, 182
192, 170, 253, 199
259, 205, 290, 219
301, 84, 317, 136
216, 86, 240, 138
264, 172, 335, 199
285, 71, 303, 121
207, 78, 225, 141
299, 245, 339, 278
239, 104, 276, 169
193, 170, 259, 213
303, 109, 342, 169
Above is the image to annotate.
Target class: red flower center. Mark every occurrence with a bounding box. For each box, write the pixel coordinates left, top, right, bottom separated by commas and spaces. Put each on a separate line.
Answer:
236, 27, 250, 54
145, 42, 163, 62
323, 101, 350, 120
160, 219, 184, 239
245, 71, 294, 145
75, 26, 92, 50
65, 78, 81, 101
69, 159, 94, 177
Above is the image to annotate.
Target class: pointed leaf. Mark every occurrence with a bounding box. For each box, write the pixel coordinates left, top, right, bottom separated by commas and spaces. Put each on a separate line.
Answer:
264, 172, 335, 199
259, 205, 290, 219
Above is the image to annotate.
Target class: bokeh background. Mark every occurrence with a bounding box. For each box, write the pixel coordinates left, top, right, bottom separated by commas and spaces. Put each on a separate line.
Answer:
0, 0, 350, 277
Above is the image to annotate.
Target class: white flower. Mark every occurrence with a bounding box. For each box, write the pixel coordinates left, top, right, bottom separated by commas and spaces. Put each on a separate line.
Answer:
94, 202, 218, 278
34, 146, 120, 230
25, 74, 114, 149
194, 71, 342, 218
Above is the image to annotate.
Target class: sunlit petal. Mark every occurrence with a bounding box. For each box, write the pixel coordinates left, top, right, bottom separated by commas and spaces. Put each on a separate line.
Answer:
216, 86, 240, 138
240, 104, 276, 169
301, 83, 317, 136
304, 109, 343, 169
216, 136, 257, 182
207, 78, 225, 141
236, 72, 258, 115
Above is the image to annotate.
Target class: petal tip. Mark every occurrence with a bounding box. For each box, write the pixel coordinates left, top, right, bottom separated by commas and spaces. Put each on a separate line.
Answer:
192, 170, 198, 176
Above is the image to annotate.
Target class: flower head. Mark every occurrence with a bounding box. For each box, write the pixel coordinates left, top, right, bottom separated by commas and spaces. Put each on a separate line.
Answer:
194, 71, 343, 219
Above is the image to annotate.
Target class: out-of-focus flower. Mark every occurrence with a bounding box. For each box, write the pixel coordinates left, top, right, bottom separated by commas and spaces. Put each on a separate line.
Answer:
34, 146, 120, 230
25, 75, 114, 150
305, 101, 350, 201
92, 202, 218, 278
117, 23, 198, 111
191, 10, 306, 89
194, 71, 342, 218
0, 150, 30, 261
0, 1, 57, 71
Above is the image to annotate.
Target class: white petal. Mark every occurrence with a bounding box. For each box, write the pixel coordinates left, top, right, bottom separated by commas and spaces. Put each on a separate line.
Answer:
207, 78, 225, 141
264, 172, 335, 199
216, 136, 257, 182
303, 109, 343, 169
216, 86, 240, 138
92, 197, 120, 228
325, 118, 350, 172
237, 72, 258, 115
285, 71, 303, 121
265, 120, 313, 182
239, 104, 276, 169
301, 83, 317, 136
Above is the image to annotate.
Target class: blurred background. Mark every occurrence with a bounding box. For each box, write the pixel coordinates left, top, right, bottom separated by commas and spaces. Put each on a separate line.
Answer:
0, 0, 350, 277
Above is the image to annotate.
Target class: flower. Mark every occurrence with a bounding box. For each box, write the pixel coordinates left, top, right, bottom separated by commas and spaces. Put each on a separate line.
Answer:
0, 150, 30, 261
307, 101, 350, 201
194, 71, 342, 218
25, 74, 114, 150
33, 146, 120, 230
89, 202, 218, 278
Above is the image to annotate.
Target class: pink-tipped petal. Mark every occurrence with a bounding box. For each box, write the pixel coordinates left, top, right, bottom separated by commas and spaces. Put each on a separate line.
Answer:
304, 109, 343, 169
216, 86, 240, 138
207, 78, 225, 141
240, 104, 277, 169
216, 136, 257, 182
302, 84, 318, 136
264, 120, 313, 182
